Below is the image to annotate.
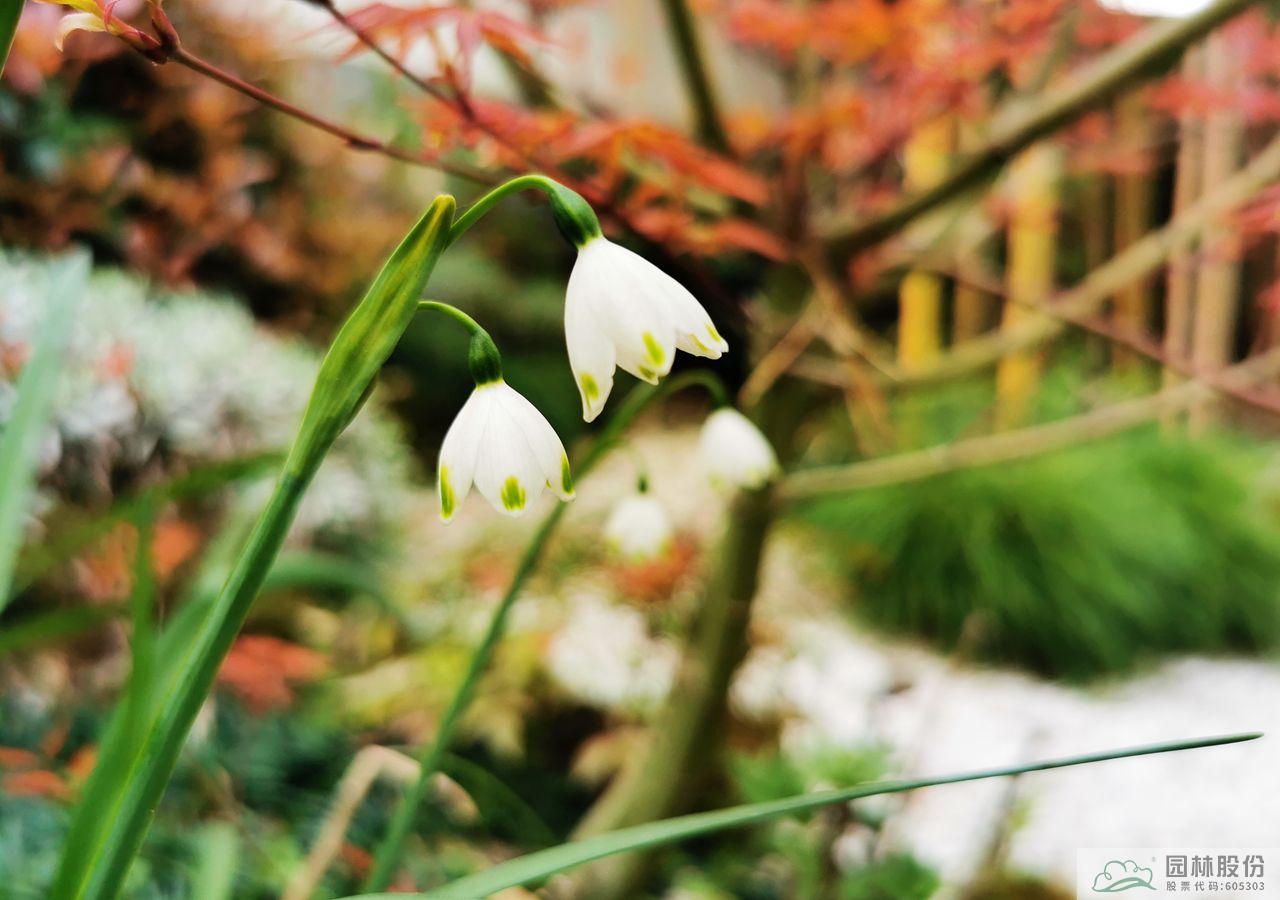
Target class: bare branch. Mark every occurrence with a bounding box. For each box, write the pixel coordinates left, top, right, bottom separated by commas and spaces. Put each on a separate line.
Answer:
780, 349, 1280, 500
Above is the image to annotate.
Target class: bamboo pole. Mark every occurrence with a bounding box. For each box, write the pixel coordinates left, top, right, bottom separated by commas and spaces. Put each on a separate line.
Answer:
1163, 47, 1207, 407
898, 119, 955, 368
996, 144, 1062, 429
806, 129, 1280, 392
1112, 88, 1157, 373
1189, 30, 1245, 432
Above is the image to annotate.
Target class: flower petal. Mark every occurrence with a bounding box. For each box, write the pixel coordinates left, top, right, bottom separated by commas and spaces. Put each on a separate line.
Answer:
437, 388, 489, 523
55, 11, 106, 50
610, 239, 726, 360
471, 387, 546, 517
589, 242, 677, 384
496, 382, 574, 500
566, 246, 618, 422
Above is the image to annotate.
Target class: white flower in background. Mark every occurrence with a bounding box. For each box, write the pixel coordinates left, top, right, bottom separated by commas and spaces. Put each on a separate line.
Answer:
437, 380, 573, 522
565, 237, 729, 422
604, 490, 672, 560
546, 595, 677, 713
0, 249, 413, 543
697, 407, 779, 489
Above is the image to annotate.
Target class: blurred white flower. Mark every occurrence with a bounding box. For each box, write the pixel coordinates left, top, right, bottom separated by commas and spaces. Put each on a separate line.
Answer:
604, 491, 672, 560
697, 407, 779, 490
0, 249, 413, 543
437, 380, 573, 522
59, 380, 136, 440
546, 595, 677, 713
565, 237, 728, 422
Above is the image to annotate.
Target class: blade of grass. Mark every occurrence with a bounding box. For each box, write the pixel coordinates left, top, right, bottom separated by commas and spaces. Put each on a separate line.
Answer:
0, 253, 88, 614
52, 196, 457, 900
190, 822, 239, 900
0, 604, 119, 656
0, 0, 21, 77
442, 754, 557, 848
356, 733, 1262, 900
121, 503, 158, 752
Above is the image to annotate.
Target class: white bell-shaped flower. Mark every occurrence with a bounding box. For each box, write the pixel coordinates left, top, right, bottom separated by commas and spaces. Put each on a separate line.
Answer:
604, 492, 673, 561
437, 380, 574, 522
697, 407, 779, 490
565, 237, 729, 422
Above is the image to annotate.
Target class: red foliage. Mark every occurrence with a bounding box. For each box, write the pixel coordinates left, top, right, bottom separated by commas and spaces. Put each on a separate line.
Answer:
217, 635, 328, 713
609, 535, 699, 603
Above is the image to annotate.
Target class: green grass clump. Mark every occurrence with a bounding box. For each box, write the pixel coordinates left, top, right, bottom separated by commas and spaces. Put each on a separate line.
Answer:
798, 429, 1280, 680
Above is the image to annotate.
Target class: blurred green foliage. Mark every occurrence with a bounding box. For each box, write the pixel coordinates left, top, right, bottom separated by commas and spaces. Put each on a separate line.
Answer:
799, 426, 1280, 679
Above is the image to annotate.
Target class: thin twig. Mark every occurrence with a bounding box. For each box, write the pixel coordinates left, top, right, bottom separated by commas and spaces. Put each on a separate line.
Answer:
311, 0, 457, 106
282, 746, 470, 900
171, 47, 497, 184
780, 348, 1280, 500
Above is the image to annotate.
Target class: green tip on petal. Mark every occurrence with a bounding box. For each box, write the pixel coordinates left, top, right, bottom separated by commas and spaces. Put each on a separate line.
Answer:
501, 475, 527, 512
580, 373, 600, 401
707, 324, 724, 345
560, 455, 575, 497
439, 467, 456, 521
642, 332, 665, 366
637, 364, 657, 381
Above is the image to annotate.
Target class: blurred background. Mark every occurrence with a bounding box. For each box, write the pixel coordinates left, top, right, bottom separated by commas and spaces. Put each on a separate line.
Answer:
2, 0, 1280, 896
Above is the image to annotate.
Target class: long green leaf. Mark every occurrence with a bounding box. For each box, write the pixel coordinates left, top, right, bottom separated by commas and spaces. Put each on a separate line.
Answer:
52, 195, 457, 900
0, 253, 87, 613
353, 732, 1261, 900
12, 453, 278, 593
0, 0, 21, 78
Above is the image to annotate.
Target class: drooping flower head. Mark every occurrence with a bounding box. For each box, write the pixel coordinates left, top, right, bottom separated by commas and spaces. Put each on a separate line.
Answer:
546, 185, 728, 422
604, 488, 673, 561
433, 304, 573, 522
697, 407, 779, 490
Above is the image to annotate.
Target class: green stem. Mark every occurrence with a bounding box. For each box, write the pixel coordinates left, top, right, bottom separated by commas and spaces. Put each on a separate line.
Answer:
448, 174, 600, 248
657, 0, 731, 154
448, 174, 555, 242
417, 300, 487, 337
363, 371, 726, 891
